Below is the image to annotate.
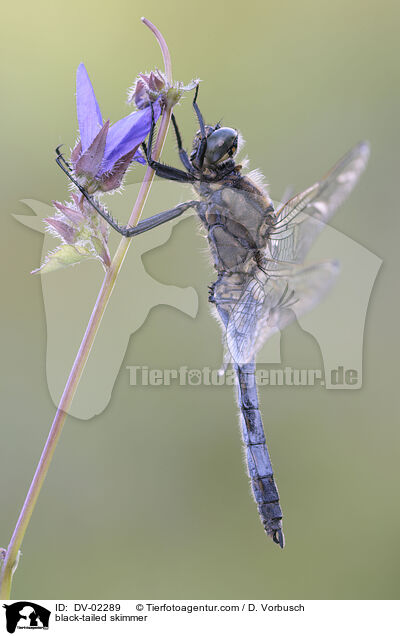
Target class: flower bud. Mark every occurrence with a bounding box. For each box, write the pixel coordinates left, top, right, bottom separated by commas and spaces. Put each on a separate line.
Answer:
128, 70, 166, 109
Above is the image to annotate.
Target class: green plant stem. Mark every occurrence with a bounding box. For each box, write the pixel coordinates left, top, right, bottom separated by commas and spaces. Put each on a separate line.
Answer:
0, 18, 172, 600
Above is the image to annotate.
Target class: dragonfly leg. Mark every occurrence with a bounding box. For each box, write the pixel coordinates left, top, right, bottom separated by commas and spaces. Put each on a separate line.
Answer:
171, 113, 195, 173
142, 142, 195, 183
55, 152, 133, 235
123, 200, 199, 237
55, 144, 71, 170
55, 149, 198, 236
192, 85, 207, 170
141, 103, 196, 183
193, 84, 206, 137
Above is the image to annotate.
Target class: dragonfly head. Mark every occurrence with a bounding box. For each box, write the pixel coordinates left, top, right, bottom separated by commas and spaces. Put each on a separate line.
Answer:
191, 125, 238, 168
204, 127, 238, 166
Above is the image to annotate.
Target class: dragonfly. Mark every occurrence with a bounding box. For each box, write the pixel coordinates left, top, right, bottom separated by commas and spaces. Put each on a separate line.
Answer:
56, 87, 370, 548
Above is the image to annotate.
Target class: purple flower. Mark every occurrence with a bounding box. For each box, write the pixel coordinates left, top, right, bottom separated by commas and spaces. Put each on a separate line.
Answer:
72, 63, 161, 191
128, 70, 166, 109
128, 70, 200, 111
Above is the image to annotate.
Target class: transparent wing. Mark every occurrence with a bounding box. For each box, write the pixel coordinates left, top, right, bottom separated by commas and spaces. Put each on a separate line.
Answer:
251, 261, 339, 359
225, 274, 265, 364
225, 261, 339, 364
222, 143, 369, 364
268, 141, 370, 264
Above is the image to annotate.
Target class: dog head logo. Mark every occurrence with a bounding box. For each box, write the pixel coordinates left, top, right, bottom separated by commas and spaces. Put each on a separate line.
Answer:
3, 602, 50, 633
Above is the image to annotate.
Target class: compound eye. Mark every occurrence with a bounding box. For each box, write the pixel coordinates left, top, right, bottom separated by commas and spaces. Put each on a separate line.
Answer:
229, 141, 238, 157
204, 127, 238, 165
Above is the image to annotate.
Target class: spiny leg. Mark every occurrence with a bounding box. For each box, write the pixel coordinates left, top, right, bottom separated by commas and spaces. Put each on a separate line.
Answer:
192, 85, 207, 170
123, 200, 198, 237
193, 84, 206, 137
55, 152, 129, 235
55, 144, 71, 171
142, 142, 195, 183
142, 103, 195, 183
171, 113, 194, 173
55, 147, 198, 237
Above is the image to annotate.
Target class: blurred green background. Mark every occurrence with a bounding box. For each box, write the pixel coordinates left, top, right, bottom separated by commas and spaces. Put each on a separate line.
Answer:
1, 0, 399, 599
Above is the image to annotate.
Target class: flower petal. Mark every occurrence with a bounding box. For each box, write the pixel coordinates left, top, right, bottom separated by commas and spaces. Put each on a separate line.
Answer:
52, 200, 85, 226
45, 217, 77, 243
133, 148, 146, 165
71, 140, 82, 164
76, 63, 103, 153
99, 100, 161, 175
75, 120, 109, 177
99, 147, 138, 192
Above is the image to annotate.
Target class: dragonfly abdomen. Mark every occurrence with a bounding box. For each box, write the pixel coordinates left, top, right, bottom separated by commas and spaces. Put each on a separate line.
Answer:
235, 363, 285, 548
